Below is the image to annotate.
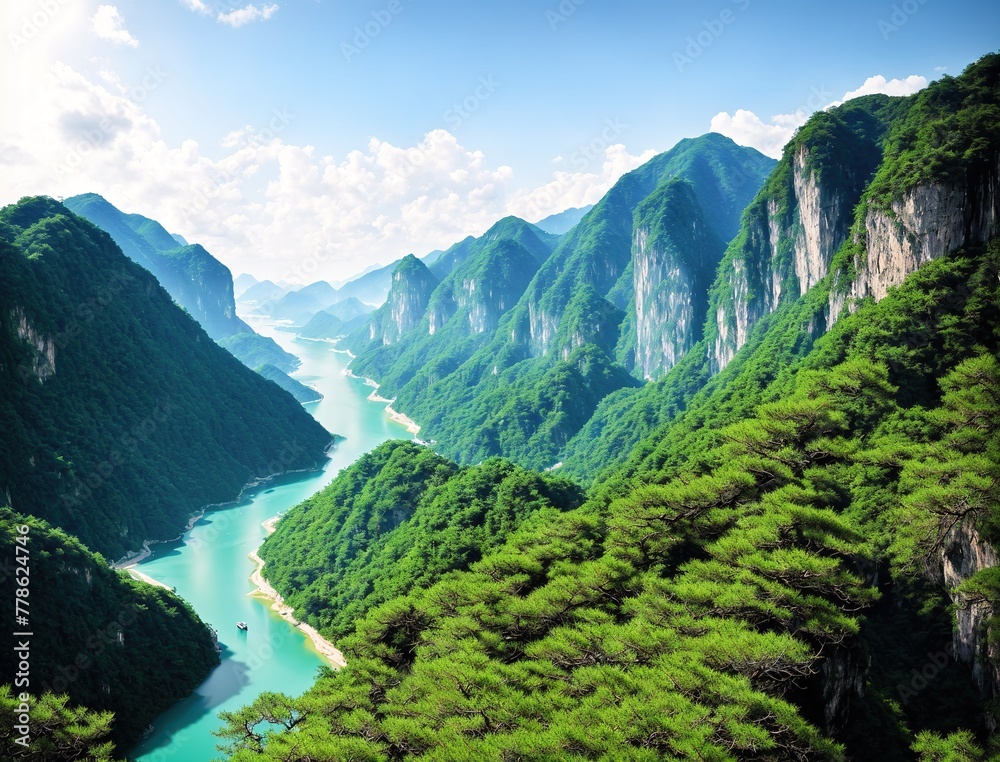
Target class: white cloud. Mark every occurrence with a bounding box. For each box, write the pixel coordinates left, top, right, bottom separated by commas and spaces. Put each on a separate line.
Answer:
507, 143, 658, 223
92, 5, 139, 47
181, 0, 210, 12
836, 74, 927, 104
709, 109, 805, 160
181, 0, 279, 27
0, 61, 655, 283
710, 73, 929, 159
219, 4, 279, 27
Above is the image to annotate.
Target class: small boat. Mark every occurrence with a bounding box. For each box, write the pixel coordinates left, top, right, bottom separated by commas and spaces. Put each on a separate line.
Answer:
236, 621, 248, 631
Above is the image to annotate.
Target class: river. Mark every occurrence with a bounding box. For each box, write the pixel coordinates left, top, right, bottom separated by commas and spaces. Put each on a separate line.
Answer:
128, 319, 410, 761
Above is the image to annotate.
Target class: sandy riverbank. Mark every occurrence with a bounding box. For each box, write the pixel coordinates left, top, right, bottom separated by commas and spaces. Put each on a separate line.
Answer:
342, 370, 422, 435
126, 568, 173, 591
248, 521, 346, 668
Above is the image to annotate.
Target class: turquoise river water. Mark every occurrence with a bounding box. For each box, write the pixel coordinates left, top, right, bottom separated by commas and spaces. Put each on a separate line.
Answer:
129, 320, 411, 761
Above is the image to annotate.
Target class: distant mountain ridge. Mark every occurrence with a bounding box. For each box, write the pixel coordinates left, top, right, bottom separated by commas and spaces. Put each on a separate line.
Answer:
347, 133, 776, 469
533, 204, 594, 234
63, 193, 251, 340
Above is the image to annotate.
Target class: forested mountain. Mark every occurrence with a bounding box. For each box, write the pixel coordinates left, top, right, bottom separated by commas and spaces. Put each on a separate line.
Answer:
63, 194, 317, 405
0, 197, 333, 560
344, 218, 561, 395
0, 510, 220, 754
259, 441, 583, 640
345, 134, 775, 470
63, 194, 251, 341
221, 54, 1000, 760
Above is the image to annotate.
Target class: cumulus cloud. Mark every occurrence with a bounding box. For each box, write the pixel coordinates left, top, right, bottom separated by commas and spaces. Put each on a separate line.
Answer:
835, 74, 927, 105
709, 109, 804, 161
0, 63, 527, 281
0, 60, 658, 282
92, 5, 139, 47
710, 73, 929, 159
507, 143, 658, 223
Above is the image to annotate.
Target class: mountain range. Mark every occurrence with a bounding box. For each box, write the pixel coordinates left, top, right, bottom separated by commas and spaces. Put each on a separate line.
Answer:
236, 52, 1000, 760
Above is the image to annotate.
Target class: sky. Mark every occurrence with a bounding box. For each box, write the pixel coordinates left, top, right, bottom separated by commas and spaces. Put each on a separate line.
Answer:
1, 0, 997, 284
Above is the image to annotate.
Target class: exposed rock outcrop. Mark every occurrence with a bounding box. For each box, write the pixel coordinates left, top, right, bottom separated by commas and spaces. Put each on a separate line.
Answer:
938, 521, 1000, 721
11, 307, 55, 381
830, 157, 1000, 323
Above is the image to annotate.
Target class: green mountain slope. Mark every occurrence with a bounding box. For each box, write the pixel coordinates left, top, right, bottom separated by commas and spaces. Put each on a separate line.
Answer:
221, 53, 1000, 761
259, 441, 583, 640
0, 510, 220, 751
63, 194, 250, 341
356, 135, 774, 470
0, 197, 333, 560
347, 219, 557, 398
217, 332, 300, 374
255, 363, 322, 403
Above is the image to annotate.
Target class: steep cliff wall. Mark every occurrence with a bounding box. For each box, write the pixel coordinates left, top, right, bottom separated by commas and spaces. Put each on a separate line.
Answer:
830, 157, 1000, 323
709, 144, 867, 373
11, 306, 56, 381
362, 254, 438, 347
939, 521, 1000, 720
627, 180, 726, 380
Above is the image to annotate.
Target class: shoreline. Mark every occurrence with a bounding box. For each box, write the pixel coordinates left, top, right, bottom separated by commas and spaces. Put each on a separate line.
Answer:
112, 452, 336, 570
342, 369, 422, 435
126, 568, 172, 591
248, 518, 346, 668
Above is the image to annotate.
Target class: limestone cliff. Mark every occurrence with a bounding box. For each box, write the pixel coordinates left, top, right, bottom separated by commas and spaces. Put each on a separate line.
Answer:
624, 179, 726, 380
11, 306, 55, 382
938, 522, 1000, 723
830, 157, 1000, 322
364, 255, 438, 347
708, 118, 883, 374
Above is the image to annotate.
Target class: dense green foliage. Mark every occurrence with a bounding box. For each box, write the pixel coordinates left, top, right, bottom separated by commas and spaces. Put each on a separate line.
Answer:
560, 60, 1000, 488
866, 53, 1000, 204
63, 193, 250, 340
345, 135, 774, 471
348, 224, 555, 404
0, 197, 332, 559
219, 55, 1000, 759
260, 441, 584, 640
1, 686, 121, 761
0, 510, 219, 752
222, 236, 1000, 760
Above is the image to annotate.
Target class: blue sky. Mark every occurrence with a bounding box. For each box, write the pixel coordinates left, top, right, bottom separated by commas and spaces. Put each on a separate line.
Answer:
1, 0, 997, 281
